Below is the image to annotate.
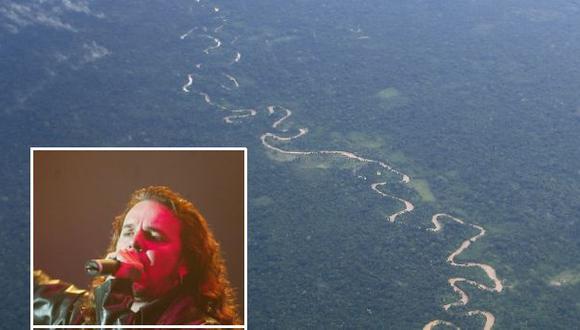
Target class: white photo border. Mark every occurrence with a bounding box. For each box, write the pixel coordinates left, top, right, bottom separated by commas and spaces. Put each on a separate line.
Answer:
30, 147, 247, 329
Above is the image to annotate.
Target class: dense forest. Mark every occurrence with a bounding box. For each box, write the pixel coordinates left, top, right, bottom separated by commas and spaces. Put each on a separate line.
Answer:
1, 0, 579, 328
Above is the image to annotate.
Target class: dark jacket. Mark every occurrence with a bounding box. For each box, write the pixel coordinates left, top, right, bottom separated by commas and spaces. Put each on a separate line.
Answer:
33, 270, 217, 326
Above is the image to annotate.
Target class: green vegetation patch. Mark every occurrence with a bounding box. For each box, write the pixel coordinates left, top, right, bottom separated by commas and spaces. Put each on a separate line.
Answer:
377, 87, 401, 100
252, 195, 274, 208
329, 131, 411, 167
375, 87, 411, 111
295, 154, 362, 172
264, 149, 299, 162
297, 157, 332, 170
548, 268, 580, 287
408, 178, 436, 202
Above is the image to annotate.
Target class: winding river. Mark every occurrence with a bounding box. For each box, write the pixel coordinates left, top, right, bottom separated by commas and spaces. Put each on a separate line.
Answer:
180, 1, 504, 328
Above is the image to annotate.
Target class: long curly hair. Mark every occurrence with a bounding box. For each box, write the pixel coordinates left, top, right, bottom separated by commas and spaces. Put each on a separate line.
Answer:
84, 186, 240, 324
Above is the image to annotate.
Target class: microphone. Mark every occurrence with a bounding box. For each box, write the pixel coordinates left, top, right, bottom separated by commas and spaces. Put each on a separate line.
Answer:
85, 259, 120, 276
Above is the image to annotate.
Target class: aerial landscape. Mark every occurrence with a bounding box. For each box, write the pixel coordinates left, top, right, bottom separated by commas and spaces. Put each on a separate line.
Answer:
1, 0, 580, 328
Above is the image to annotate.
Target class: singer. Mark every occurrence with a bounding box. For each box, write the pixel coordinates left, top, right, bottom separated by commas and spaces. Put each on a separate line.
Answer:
34, 186, 240, 325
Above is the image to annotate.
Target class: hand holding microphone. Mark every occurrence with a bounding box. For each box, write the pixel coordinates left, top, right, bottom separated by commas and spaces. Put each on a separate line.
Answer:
85, 248, 150, 281
84, 258, 120, 276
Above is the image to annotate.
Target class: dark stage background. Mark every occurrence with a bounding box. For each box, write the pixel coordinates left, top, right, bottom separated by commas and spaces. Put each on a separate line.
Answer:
33, 149, 245, 320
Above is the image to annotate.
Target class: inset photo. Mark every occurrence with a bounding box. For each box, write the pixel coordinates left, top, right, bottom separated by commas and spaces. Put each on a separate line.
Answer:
31, 148, 246, 328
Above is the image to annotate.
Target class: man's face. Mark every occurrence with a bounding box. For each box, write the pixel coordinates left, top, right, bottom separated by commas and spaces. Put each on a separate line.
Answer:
115, 200, 186, 301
